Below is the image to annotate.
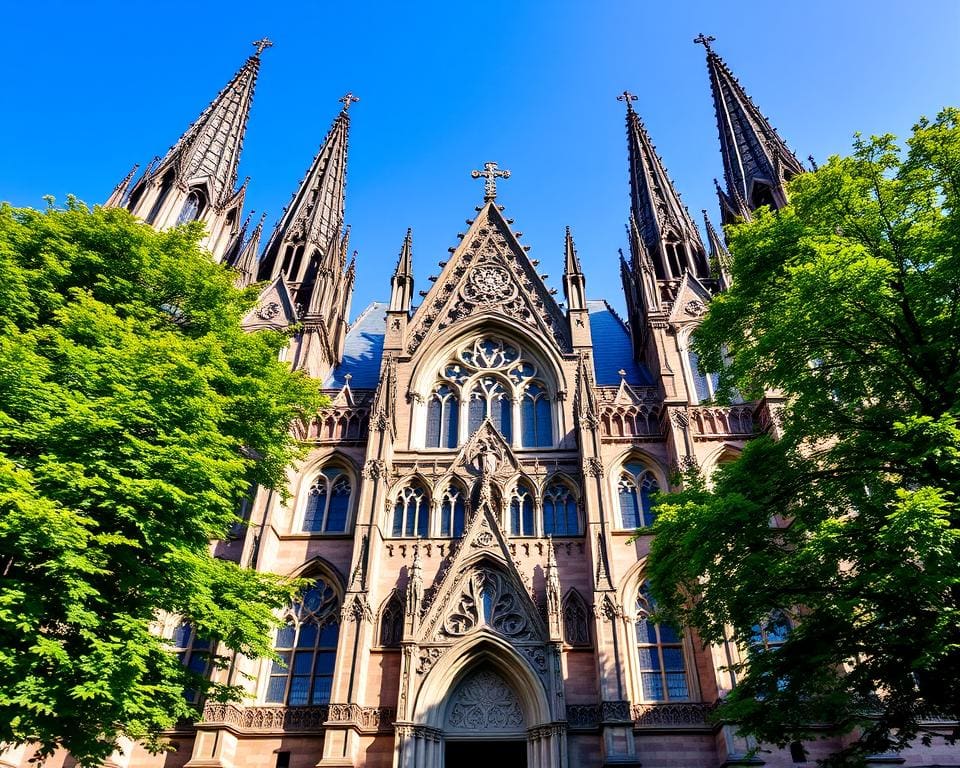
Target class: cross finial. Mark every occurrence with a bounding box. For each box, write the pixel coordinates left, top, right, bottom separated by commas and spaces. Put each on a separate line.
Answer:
693, 33, 716, 51
617, 90, 638, 113
252, 38, 273, 56
471, 161, 511, 201
339, 92, 360, 113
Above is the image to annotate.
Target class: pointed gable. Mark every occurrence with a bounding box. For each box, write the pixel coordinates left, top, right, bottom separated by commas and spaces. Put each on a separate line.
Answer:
406, 201, 569, 355
666, 272, 714, 325
241, 275, 298, 332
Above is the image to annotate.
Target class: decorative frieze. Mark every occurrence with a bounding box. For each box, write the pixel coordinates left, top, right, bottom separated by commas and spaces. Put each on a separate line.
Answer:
200, 703, 396, 734
633, 701, 714, 728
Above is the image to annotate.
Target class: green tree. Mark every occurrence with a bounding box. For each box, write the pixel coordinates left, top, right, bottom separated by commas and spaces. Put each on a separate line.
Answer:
0, 200, 324, 764
647, 110, 960, 765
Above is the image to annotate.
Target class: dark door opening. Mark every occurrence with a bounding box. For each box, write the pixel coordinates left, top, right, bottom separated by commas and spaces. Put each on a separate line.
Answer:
445, 739, 527, 767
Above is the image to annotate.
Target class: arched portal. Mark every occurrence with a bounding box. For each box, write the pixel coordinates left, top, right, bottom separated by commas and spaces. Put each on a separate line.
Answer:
397, 634, 567, 767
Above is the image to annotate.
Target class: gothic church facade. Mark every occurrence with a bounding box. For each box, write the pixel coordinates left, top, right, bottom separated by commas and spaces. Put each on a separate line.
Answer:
8, 36, 956, 768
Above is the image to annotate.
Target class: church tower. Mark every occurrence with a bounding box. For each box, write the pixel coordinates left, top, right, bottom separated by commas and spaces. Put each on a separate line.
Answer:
107, 39, 270, 262
255, 94, 358, 379
696, 34, 805, 224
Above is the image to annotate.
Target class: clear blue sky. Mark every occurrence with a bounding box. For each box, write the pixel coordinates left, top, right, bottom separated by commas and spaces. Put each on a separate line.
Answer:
3, 1, 958, 318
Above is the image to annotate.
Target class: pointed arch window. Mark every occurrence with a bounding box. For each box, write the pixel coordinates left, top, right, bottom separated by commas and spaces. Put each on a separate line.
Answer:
302, 467, 352, 534
392, 483, 429, 538
636, 583, 689, 701
265, 578, 339, 706
426, 384, 459, 449
543, 482, 578, 536
509, 483, 535, 537
618, 462, 659, 529
520, 382, 552, 447
562, 590, 591, 647
378, 591, 404, 648
176, 190, 204, 225
171, 621, 212, 704
687, 345, 721, 403
467, 376, 511, 442
439, 485, 466, 537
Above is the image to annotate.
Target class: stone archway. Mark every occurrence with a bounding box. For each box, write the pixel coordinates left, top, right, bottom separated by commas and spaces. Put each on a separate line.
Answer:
396, 635, 567, 768
443, 667, 527, 765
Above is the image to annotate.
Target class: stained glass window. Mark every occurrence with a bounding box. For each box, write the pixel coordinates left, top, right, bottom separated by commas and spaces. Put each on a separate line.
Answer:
392, 484, 429, 538
618, 462, 659, 529
636, 583, 688, 701
171, 621, 212, 704
543, 482, 578, 536
265, 579, 339, 706
521, 382, 552, 447
439, 485, 466, 537
302, 468, 351, 533
176, 190, 203, 225
426, 384, 459, 448
509, 483, 535, 536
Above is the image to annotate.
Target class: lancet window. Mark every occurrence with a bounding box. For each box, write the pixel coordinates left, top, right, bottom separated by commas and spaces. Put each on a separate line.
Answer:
542, 481, 579, 536
171, 621, 212, 704
426, 384, 459, 448
509, 482, 535, 536
439, 484, 466, 537
176, 189, 204, 225
636, 583, 689, 701
468, 376, 512, 441
422, 336, 554, 449
391, 483, 429, 538
302, 466, 352, 534
618, 461, 660, 529
265, 578, 339, 706
378, 591, 404, 648
562, 590, 591, 646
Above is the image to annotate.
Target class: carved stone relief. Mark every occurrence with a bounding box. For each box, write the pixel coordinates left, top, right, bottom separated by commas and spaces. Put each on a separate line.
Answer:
439, 569, 534, 641
445, 668, 525, 731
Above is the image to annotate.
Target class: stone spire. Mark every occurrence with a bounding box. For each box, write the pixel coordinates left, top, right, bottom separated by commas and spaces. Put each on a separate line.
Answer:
620, 91, 709, 281
562, 226, 586, 312
696, 34, 805, 224
389, 228, 415, 314
702, 209, 732, 291
256, 96, 353, 313
229, 212, 266, 288
117, 40, 269, 262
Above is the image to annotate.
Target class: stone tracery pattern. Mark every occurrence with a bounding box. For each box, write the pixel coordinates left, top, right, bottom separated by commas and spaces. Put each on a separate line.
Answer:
407, 212, 569, 354
446, 669, 525, 731
440, 568, 534, 640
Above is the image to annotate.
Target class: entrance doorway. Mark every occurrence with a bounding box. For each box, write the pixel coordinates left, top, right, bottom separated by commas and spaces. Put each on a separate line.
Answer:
445, 740, 527, 767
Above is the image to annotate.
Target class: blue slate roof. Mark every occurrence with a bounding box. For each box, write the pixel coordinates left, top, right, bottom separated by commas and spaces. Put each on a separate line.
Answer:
587, 300, 653, 386
323, 299, 651, 389
324, 302, 388, 389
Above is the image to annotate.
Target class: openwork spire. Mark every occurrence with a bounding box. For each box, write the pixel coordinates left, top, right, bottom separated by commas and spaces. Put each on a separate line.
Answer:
257, 96, 353, 290
697, 34, 805, 223
621, 91, 708, 280
153, 40, 265, 208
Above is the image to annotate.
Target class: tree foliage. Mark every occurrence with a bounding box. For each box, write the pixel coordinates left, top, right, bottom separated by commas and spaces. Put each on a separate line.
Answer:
0, 201, 323, 764
648, 109, 960, 764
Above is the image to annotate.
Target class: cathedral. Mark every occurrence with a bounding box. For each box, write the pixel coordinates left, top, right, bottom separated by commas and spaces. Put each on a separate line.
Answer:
9, 35, 957, 768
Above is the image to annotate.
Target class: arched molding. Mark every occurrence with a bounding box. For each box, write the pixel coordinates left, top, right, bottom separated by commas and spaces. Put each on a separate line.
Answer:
608, 448, 670, 491
283, 555, 346, 602
411, 634, 553, 730
700, 442, 742, 482
407, 317, 567, 402
616, 556, 650, 616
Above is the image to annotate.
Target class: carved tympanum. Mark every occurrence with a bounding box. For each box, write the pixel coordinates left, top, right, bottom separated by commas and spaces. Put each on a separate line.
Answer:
446, 668, 524, 731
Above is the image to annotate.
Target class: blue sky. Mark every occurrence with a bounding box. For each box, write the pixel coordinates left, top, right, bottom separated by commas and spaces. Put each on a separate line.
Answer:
3, 1, 958, 317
